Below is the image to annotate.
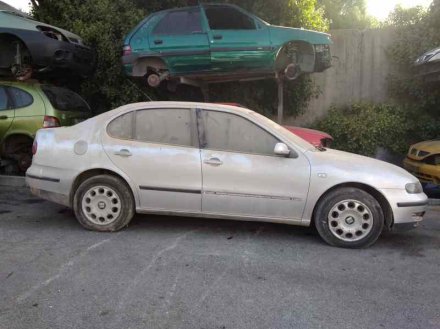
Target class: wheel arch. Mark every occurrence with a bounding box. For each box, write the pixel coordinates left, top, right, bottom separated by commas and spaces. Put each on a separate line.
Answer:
0, 32, 32, 58
132, 56, 168, 77
69, 168, 138, 208
1, 133, 34, 156
311, 182, 394, 230
275, 40, 316, 73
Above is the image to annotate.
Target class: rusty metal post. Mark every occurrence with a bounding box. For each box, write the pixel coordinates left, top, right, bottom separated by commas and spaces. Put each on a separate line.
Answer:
277, 78, 284, 124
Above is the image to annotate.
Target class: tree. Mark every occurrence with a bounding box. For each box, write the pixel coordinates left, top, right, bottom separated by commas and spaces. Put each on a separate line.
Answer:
318, 0, 377, 29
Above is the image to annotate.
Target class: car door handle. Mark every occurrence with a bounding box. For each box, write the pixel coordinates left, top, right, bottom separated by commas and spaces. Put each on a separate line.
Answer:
0, 115, 8, 120
114, 149, 132, 157
154, 39, 163, 45
213, 35, 223, 40
204, 157, 223, 166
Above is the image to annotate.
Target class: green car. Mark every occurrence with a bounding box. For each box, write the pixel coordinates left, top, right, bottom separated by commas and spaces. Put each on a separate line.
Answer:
122, 3, 332, 88
0, 81, 91, 173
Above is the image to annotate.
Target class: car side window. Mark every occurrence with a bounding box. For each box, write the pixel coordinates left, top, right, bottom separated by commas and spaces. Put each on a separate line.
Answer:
7, 87, 33, 109
204, 6, 256, 30
201, 110, 280, 156
0, 87, 9, 111
107, 112, 134, 140
153, 9, 202, 35
135, 109, 193, 147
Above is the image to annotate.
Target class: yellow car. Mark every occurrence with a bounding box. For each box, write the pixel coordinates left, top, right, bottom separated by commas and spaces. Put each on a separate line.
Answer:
403, 140, 440, 185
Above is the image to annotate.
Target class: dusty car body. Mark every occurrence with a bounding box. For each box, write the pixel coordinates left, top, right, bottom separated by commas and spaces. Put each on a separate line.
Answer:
0, 10, 95, 79
0, 80, 91, 173
27, 102, 426, 248
403, 140, 440, 186
414, 46, 440, 82
122, 4, 332, 88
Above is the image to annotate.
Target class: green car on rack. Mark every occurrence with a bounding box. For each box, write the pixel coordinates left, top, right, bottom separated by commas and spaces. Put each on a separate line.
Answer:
0, 80, 91, 173
122, 3, 332, 88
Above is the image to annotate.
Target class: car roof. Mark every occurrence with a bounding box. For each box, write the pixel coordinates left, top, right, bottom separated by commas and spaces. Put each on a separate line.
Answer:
113, 101, 253, 116
154, 3, 243, 15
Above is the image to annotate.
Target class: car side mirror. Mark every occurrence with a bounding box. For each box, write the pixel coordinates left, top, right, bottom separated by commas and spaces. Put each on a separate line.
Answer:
274, 143, 290, 156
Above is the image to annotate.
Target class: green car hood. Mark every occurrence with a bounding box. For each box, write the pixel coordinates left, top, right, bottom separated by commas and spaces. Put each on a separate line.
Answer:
269, 25, 332, 46
0, 10, 83, 41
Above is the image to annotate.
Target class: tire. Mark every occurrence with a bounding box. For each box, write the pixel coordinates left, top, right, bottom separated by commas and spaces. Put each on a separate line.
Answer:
314, 187, 384, 248
73, 175, 135, 232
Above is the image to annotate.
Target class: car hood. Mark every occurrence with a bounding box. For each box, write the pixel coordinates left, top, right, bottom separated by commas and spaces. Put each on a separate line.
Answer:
1, 11, 83, 42
268, 25, 332, 45
307, 148, 418, 189
415, 47, 440, 65
408, 140, 440, 160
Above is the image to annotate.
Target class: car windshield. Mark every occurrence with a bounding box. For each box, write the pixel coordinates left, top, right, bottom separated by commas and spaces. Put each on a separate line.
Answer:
42, 85, 90, 113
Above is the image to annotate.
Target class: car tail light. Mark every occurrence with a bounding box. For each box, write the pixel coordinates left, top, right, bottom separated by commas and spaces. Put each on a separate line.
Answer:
43, 116, 61, 128
122, 45, 132, 56
32, 140, 38, 155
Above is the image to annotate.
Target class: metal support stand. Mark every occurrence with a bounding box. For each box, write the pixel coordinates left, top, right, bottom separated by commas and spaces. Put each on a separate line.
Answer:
201, 84, 210, 102
277, 77, 284, 124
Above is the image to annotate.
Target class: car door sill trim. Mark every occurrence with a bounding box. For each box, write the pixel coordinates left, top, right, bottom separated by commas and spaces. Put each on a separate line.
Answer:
136, 208, 306, 226
139, 185, 201, 194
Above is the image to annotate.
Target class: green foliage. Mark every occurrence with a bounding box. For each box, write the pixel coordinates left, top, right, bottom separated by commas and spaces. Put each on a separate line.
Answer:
386, 1, 440, 115
313, 104, 410, 156
314, 103, 440, 156
31, 0, 328, 116
317, 0, 377, 30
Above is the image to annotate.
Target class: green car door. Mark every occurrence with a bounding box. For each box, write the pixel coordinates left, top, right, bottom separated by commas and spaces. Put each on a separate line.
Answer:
148, 7, 210, 74
202, 5, 273, 72
0, 86, 14, 141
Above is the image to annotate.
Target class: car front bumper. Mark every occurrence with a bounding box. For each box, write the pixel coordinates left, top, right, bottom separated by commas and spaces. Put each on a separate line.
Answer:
403, 157, 440, 185
379, 188, 428, 230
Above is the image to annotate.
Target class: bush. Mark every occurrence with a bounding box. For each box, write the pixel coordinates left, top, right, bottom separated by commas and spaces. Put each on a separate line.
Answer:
313, 103, 417, 156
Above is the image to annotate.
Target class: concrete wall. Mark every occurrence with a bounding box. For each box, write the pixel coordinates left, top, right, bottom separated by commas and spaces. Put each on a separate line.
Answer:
286, 28, 397, 126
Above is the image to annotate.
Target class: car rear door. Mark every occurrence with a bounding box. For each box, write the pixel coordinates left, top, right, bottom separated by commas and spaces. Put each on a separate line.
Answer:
198, 108, 310, 220
102, 107, 202, 213
148, 8, 210, 74
202, 5, 272, 72
0, 86, 14, 140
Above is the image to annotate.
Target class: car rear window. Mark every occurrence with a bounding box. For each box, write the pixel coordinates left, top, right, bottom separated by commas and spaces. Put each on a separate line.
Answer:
7, 87, 33, 108
153, 9, 202, 35
205, 6, 256, 30
41, 85, 90, 112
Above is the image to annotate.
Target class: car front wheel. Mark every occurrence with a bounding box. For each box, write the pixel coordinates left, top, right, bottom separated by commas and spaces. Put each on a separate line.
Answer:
73, 175, 135, 232
314, 187, 384, 248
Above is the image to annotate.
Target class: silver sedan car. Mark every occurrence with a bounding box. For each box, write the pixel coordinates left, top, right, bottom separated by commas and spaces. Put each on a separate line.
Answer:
26, 102, 428, 248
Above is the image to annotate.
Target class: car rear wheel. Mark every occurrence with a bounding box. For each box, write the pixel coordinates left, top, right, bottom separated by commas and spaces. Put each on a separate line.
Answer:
314, 187, 384, 248
73, 175, 135, 232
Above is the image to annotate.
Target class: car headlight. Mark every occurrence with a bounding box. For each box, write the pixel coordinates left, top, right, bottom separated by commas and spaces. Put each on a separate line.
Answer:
405, 182, 423, 194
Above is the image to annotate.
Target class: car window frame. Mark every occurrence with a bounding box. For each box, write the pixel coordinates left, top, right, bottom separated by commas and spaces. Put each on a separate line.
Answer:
202, 5, 257, 31
106, 108, 199, 149
197, 108, 287, 158
151, 8, 204, 36
5, 86, 34, 110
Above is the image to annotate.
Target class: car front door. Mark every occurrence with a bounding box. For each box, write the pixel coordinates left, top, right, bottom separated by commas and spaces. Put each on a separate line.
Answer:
202, 5, 272, 72
198, 109, 310, 221
0, 86, 14, 142
102, 107, 202, 213
148, 8, 210, 74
